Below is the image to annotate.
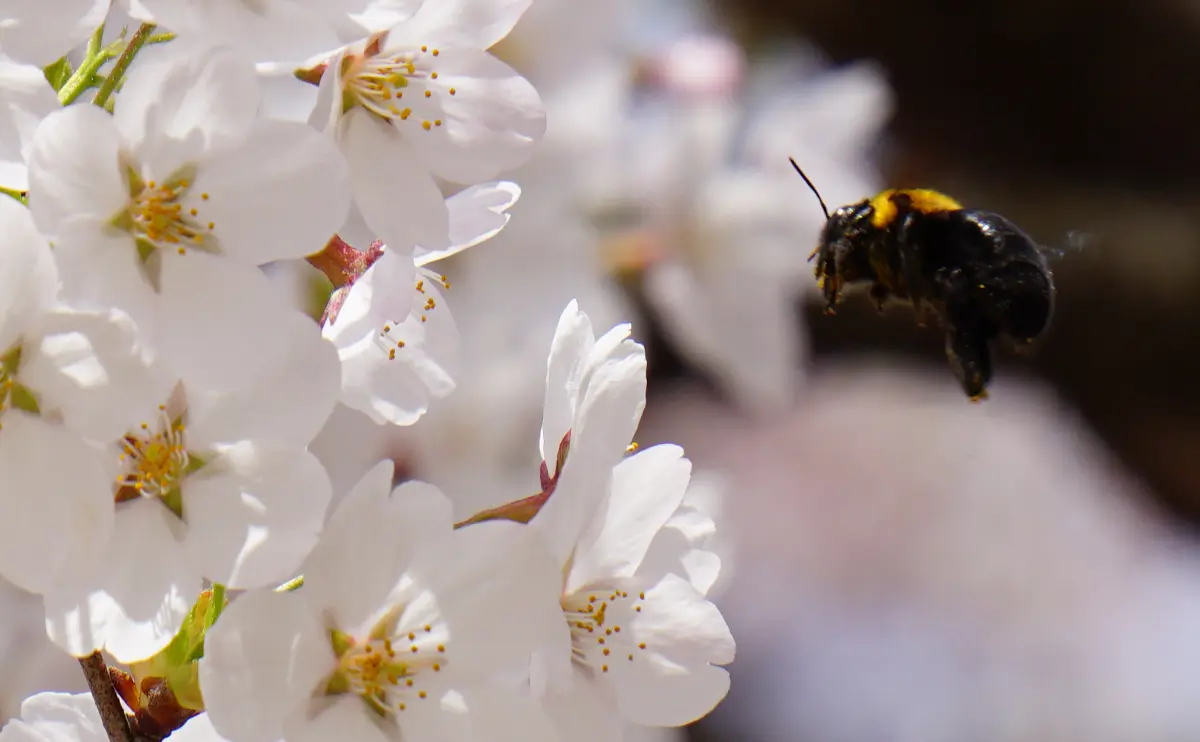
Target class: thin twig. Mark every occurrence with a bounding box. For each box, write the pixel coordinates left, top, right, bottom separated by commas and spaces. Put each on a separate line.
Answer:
78, 652, 134, 742
92, 23, 157, 109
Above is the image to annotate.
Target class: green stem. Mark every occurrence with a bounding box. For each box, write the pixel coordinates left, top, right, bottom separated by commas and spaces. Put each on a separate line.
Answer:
58, 23, 111, 106
86, 21, 105, 59
92, 23, 157, 109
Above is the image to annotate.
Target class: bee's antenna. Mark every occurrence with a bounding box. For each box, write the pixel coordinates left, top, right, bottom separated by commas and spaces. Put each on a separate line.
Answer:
789, 156, 831, 221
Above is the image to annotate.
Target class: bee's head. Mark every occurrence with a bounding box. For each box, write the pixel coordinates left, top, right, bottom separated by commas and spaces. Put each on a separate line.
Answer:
814, 200, 872, 263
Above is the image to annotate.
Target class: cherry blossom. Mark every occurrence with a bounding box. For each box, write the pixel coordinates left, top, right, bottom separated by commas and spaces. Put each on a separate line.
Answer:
27, 40, 350, 391
310, 0, 544, 253
43, 311, 340, 663
200, 461, 563, 742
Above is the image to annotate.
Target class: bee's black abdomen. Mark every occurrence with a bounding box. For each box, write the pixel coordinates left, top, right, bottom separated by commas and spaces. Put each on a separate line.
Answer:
914, 209, 1055, 341
974, 260, 1054, 341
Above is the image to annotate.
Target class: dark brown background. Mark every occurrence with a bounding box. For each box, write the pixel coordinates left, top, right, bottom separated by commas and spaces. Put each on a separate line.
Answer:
638, 0, 1200, 535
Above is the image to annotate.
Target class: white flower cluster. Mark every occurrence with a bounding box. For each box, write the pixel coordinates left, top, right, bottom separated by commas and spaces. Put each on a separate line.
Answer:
0, 3, 734, 742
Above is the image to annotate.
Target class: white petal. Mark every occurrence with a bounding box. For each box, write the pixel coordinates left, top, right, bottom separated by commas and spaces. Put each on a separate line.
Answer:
187, 310, 340, 449
307, 402, 389, 502
306, 48, 345, 135
644, 262, 801, 415
538, 300, 592, 463
0, 194, 56, 351
322, 247, 415, 348
169, 714, 224, 742
414, 181, 521, 265
0, 58, 59, 191
157, 251, 294, 392
181, 448, 331, 589
538, 350, 648, 566
200, 588, 330, 742
0, 718, 43, 742
628, 574, 734, 668
570, 348, 647, 464
258, 65, 321, 124
50, 219, 160, 341
0, 414, 112, 595
6, 692, 106, 742
297, 461, 439, 632
43, 498, 197, 663
545, 677, 621, 742
115, 41, 259, 174
567, 445, 691, 591
283, 696, 389, 742
332, 0, 423, 37
23, 308, 158, 444
450, 686, 560, 742
639, 510, 722, 598
383, 0, 530, 50
404, 49, 544, 184
191, 119, 351, 264
0, 0, 106, 67
326, 251, 458, 427
343, 346, 432, 426
421, 519, 565, 678
27, 105, 126, 236
128, 0, 341, 64
343, 109, 449, 251
610, 660, 730, 728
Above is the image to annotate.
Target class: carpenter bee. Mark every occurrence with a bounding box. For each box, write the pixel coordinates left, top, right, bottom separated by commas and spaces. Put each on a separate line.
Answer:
790, 157, 1061, 402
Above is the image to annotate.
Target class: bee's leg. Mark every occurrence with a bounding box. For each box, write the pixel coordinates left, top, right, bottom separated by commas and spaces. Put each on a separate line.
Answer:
869, 283, 889, 313
815, 257, 841, 315
944, 326, 992, 401
937, 268, 994, 400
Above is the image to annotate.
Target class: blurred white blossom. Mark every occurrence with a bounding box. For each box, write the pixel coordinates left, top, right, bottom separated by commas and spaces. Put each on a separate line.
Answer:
0, 59, 58, 192
596, 39, 891, 414
0, 692, 106, 742
0, 1, 106, 67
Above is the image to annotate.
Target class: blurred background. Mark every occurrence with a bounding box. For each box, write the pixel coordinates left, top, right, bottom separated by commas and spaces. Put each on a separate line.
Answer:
485, 0, 1200, 739
7, 0, 1200, 740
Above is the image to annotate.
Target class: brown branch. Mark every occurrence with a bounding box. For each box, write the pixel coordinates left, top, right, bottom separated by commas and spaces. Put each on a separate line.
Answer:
78, 652, 135, 742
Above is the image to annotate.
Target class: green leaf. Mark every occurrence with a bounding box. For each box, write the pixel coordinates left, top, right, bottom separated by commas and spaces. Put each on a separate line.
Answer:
9, 383, 40, 415
43, 57, 73, 92
129, 586, 229, 713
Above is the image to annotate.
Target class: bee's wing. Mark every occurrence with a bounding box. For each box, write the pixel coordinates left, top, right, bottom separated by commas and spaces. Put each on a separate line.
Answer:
1040, 229, 1092, 261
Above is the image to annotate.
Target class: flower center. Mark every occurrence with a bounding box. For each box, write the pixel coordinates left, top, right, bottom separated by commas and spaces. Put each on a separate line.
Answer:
343, 43, 454, 133
115, 404, 199, 516
561, 586, 649, 675
114, 164, 216, 260
325, 619, 447, 717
